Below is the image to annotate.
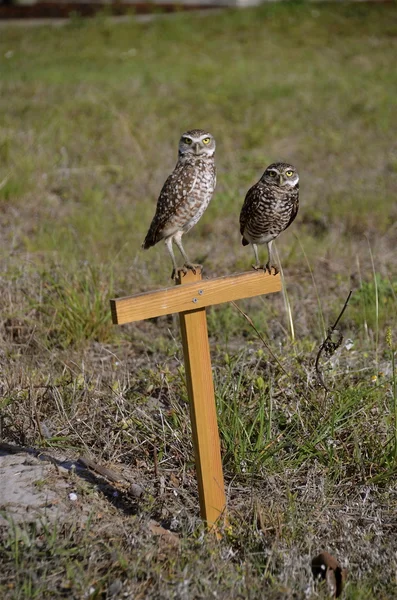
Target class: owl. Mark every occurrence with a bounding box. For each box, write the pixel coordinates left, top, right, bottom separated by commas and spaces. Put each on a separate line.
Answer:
142, 129, 216, 279
239, 162, 299, 274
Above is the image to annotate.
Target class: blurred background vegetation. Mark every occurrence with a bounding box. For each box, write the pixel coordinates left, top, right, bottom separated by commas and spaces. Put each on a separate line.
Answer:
1, 3, 396, 344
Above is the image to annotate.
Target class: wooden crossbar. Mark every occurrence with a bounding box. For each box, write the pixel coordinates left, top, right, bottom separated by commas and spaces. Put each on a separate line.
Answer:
110, 270, 281, 324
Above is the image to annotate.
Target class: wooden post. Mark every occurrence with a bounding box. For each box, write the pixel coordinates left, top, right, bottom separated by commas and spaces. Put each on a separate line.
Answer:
176, 270, 225, 527
110, 270, 281, 529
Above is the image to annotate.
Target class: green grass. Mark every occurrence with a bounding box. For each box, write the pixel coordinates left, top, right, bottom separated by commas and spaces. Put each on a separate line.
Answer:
1, 3, 397, 598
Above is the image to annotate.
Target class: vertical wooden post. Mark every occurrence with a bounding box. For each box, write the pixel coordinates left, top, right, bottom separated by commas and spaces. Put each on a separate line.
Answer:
176, 269, 226, 528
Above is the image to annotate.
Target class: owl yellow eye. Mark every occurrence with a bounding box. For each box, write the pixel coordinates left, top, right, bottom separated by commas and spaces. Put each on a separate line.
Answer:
202, 137, 211, 145
183, 137, 192, 145
268, 171, 277, 177
285, 170, 294, 177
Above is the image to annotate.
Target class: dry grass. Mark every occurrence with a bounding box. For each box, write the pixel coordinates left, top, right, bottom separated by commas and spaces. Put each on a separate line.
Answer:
1, 3, 397, 598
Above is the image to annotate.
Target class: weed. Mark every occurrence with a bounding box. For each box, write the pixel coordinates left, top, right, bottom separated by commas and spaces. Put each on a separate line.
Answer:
34, 263, 116, 348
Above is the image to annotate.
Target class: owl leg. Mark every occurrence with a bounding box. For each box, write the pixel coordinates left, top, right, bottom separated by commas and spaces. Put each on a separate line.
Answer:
174, 232, 202, 275
165, 237, 179, 280
251, 244, 261, 270
265, 241, 278, 275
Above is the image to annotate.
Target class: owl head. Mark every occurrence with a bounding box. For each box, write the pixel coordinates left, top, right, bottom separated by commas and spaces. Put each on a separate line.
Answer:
178, 129, 216, 159
262, 163, 299, 188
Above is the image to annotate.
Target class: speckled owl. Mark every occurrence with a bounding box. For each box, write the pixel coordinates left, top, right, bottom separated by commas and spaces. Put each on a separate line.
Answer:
239, 162, 299, 273
143, 129, 216, 279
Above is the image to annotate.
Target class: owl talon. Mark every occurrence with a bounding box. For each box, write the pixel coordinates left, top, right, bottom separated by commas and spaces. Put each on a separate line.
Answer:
264, 264, 278, 275
252, 264, 262, 271
184, 262, 202, 275
173, 266, 188, 280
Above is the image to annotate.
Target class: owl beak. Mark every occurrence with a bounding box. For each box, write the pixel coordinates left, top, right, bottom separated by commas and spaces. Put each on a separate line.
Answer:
279, 175, 284, 185
193, 143, 201, 155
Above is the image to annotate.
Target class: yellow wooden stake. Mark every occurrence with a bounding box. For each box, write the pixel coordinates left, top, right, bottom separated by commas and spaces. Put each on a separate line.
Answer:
110, 269, 281, 529
176, 269, 226, 528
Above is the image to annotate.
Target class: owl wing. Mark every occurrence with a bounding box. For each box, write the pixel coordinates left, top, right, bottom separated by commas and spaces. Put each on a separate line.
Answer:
239, 183, 262, 237
284, 191, 299, 230
143, 163, 199, 248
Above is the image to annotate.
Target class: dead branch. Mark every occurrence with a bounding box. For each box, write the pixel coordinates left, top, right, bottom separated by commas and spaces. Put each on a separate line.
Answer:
315, 291, 353, 392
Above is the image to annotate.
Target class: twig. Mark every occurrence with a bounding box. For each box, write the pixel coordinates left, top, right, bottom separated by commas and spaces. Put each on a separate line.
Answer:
0, 174, 10, 191
153, 445, 159, 478
31, 389, 45, 443
77, 455, 125, 484
315, 291, 353, 392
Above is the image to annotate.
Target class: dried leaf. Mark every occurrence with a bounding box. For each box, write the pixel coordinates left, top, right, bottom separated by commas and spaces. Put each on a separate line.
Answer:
311, 552, 347, 598
170, 473, 179, 487
148, 520, 179, 547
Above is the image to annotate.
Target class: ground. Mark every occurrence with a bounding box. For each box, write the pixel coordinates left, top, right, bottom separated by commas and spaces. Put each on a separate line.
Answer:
1, 3, 397, 598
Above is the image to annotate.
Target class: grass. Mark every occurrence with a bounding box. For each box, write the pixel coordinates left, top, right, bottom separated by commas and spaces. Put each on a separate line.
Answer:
1, 2, 397, 598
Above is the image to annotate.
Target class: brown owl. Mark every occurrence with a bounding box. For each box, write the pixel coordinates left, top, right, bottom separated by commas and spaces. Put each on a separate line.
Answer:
143, 129, 216, 279
239, 162, 299, 273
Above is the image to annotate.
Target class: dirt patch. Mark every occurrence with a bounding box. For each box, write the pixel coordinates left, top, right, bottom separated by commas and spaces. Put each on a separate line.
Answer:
0, 444, 125, 528
1, 451, 63, 526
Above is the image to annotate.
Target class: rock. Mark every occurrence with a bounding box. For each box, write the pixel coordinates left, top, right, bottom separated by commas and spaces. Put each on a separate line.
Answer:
128, 483, 144, 498
108, 579, 123, 596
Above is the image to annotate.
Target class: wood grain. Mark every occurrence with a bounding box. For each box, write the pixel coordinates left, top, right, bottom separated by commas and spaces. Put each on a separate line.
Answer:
110, 270, 281, 324
177, 270, 226, 527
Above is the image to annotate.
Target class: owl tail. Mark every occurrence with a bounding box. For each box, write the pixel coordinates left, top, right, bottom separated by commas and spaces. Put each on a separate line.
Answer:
142, 221, 160, 249
142, 231, 155, 249
242, 237, 249, 246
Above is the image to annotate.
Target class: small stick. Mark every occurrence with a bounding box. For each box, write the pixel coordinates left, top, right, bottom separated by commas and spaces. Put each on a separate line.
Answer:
153, 445, 159, 478
315, 291, 353, 392
77, 455, 124, 483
